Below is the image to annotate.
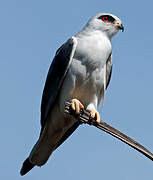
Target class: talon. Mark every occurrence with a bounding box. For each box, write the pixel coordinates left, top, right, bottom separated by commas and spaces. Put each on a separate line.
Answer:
71, 99, 84, 114
89, 109, 101, 124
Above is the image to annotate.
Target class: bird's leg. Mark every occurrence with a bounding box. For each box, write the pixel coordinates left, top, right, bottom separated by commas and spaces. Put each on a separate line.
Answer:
71, 99, 84, 114
87, 104, 101, 124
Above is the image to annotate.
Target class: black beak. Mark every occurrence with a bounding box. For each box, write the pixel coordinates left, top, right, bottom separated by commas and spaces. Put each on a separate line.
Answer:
118, 24, 124, 32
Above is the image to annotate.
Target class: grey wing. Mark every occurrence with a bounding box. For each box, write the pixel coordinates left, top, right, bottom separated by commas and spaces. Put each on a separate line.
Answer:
41, 37, 77, 130
106, 54, 113, 89
55, 121, 80, 149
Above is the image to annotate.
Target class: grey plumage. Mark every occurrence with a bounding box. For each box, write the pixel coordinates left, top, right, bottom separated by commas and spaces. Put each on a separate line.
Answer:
20, 13, 123, 175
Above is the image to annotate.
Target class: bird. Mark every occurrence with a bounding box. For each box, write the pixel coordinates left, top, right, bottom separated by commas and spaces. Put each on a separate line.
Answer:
20, 12, 124, 176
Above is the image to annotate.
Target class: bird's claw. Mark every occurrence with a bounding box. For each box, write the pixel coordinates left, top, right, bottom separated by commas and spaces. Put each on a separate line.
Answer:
70, 99, 101, 124
71, 99, 84, 115
89, 109, 101, 124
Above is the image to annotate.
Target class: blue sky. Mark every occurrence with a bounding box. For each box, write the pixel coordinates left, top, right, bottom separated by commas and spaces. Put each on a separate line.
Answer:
1, 0, 153, 179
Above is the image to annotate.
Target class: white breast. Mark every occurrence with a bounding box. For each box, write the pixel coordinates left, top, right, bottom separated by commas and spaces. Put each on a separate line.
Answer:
74, 31, 111, 68
59, 33, 112, 111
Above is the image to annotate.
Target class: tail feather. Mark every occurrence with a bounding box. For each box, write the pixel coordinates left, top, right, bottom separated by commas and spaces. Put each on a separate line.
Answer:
20, 158, 35, 176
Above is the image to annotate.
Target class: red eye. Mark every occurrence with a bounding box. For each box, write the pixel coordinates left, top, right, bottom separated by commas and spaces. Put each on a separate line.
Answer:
102, 16, 108, 22
98, 15, 115, 23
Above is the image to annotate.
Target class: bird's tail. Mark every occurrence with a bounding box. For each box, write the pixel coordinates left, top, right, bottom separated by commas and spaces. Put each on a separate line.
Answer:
20, 127, 55, 176
20, 157, 35, 176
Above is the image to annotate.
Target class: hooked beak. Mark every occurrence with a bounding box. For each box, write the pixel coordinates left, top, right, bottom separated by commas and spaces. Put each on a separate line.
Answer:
117, 24, 124, 32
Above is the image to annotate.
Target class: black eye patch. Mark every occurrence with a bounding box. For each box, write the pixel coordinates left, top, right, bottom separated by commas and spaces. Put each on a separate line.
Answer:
98, 15, 115, 23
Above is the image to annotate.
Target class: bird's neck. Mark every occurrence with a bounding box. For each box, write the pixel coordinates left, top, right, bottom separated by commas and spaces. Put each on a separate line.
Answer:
76, 26, 112, 41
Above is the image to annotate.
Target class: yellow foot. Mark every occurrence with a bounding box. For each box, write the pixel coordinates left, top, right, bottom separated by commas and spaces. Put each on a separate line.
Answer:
71, 99, 84, 114
89, 109, 101, 124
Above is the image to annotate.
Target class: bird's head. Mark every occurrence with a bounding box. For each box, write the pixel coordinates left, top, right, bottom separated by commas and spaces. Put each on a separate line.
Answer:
86, 13, 124, 39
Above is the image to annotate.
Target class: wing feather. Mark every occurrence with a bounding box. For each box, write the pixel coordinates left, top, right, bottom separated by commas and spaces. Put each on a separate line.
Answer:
106, 54, 112, 89
41, 37, 77, 129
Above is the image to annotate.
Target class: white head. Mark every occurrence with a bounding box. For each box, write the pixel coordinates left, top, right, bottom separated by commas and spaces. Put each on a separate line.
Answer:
84, 13, 124, 39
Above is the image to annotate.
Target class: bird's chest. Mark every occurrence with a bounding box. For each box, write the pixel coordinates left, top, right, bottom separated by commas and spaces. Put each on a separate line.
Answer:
69, 59, 105, 95
70, 35, 111, 89
70, 59, 103, 87
68, 47, 109, 102
74, 34, 111, 68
